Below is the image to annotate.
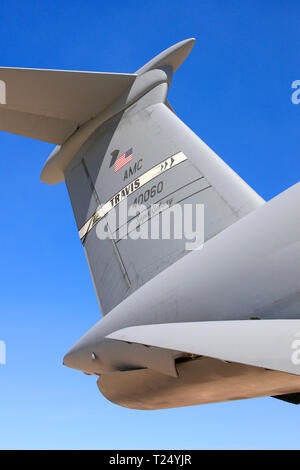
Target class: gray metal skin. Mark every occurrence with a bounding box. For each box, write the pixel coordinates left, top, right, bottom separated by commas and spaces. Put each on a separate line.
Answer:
59, 41, 300, 408
63, 181, 300, 374
2, 38, 299, 408
64, 179, 300, 408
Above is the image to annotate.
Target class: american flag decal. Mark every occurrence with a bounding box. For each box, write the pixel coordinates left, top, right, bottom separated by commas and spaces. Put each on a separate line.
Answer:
114, 148, 133, 173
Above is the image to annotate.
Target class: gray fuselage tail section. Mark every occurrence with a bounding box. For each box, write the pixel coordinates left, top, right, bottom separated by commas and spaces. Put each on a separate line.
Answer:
62, 40, 263, 316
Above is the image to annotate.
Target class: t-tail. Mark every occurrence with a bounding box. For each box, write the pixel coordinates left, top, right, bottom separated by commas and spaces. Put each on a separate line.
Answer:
0, 38, 263, 316
4, 40, 300, 409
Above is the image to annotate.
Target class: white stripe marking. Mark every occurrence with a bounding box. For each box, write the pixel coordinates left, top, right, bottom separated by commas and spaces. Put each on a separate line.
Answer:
79, 152, 187, 241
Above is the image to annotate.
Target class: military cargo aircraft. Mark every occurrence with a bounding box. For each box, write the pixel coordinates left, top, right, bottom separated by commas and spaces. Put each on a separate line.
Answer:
1, 39, 300, 409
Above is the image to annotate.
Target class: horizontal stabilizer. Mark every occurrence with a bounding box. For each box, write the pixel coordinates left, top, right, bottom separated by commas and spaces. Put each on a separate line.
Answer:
107, 320, 300, 376
0, 67, 136, 143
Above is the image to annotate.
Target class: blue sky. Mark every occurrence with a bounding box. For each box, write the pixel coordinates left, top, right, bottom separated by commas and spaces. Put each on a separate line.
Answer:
1, 0, 300, 450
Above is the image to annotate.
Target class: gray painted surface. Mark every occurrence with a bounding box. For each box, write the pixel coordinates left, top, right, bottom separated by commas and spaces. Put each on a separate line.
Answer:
63, 180, 300, 404
0, 38, 298, 408
108, 320, 300, 376
64, 80, 263, 315
60, 40, 300, 408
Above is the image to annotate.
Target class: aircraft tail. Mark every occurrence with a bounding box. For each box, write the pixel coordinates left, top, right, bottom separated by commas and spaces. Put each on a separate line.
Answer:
0, 39, 264, 316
